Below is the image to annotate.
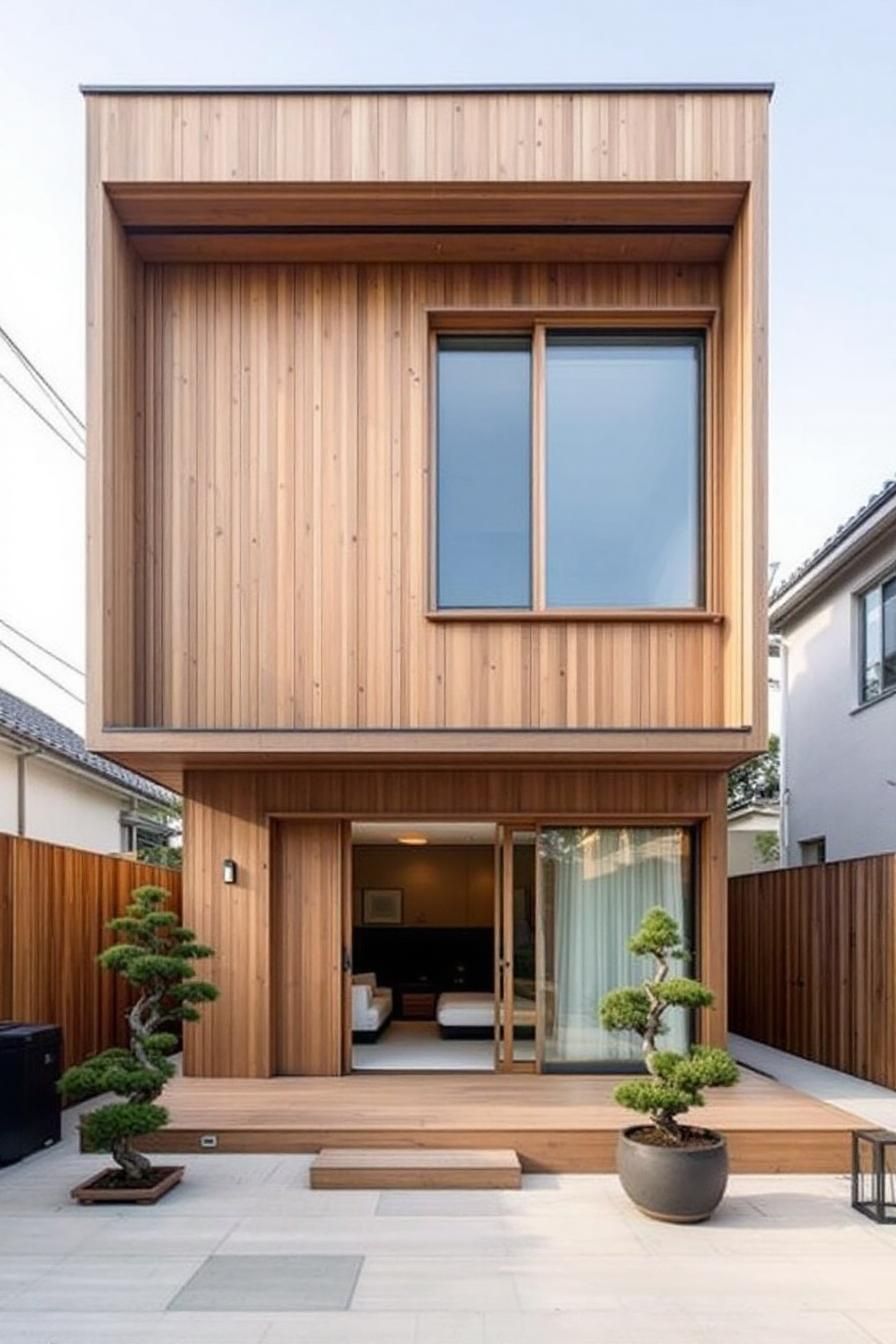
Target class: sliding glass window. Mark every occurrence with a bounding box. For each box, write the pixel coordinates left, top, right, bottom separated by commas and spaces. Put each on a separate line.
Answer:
538, 826, 694, 1071
434, 328, 703, 612
436, 337, 532, 609
545, 336, 702, 607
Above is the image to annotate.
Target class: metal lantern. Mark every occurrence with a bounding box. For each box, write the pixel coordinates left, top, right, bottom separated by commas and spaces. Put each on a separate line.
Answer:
852, 1129, 896, 1223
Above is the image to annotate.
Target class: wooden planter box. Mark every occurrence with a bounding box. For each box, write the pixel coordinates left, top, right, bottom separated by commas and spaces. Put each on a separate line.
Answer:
70, 1165, 185, 1205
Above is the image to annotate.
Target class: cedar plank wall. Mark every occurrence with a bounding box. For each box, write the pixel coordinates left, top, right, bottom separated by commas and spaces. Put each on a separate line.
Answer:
183, 767, 728, 1077
86, 90, 768, 754
729, 856, 896, 1089
135, 260, 725, 732
0, 835, 182, 1071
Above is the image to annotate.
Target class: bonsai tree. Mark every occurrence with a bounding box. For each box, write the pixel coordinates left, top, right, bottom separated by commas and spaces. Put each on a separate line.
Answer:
60, 885, 219, 1185
599, 906, 738, 1144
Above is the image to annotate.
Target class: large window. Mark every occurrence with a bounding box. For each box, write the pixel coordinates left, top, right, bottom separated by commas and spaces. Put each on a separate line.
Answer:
538, 826, 694, 1070
435, 329, 703, 612
861, 575, 896, 704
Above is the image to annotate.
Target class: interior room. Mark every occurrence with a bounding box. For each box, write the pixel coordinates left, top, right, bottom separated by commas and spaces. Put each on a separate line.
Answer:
350, 821, 503, 1071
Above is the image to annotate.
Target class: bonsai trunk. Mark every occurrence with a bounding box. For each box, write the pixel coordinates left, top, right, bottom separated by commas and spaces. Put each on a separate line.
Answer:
111, 1138, 152, 1184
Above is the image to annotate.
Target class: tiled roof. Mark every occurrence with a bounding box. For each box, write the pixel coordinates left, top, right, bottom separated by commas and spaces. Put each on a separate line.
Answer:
0, 687, 176, 807
771, 476, 896, 604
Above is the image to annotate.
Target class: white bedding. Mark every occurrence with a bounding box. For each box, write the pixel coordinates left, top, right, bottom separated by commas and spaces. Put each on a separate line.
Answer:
436, 991, 536, 1028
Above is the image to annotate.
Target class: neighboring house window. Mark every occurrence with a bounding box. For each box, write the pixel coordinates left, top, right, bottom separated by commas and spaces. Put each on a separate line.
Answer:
800, 837, 826, 866
860, 574, 896, 702
435, 330, 703, 612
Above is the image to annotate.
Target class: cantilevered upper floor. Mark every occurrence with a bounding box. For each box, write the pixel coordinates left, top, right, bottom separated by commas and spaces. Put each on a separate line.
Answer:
84, 84, 770, 784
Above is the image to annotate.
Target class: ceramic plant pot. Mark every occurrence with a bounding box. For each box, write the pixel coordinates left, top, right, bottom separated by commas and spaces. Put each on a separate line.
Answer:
617, 1126, 728, 1223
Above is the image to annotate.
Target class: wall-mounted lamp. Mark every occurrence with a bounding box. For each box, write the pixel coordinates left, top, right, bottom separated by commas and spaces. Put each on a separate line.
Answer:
222, 858, 238, 885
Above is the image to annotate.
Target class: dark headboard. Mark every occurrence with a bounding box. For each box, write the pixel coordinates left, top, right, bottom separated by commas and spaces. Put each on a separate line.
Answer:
352, 926, 493, 992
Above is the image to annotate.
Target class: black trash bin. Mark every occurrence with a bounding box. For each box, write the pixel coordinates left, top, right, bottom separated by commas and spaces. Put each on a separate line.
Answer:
0, 1022, 62, 1165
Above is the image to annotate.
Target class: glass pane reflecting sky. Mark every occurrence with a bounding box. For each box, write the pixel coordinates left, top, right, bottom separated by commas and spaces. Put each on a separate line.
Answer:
546, 337, 701, 608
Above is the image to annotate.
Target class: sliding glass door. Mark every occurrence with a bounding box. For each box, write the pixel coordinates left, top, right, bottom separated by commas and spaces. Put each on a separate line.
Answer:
494, 827, 538, 1071
538, 827, 694, 1071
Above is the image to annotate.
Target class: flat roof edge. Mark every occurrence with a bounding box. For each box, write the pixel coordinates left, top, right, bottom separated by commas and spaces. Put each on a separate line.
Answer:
80, 81, 776, 97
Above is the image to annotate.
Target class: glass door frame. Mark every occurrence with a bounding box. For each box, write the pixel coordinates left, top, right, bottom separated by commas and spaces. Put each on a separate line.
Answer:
494, 823, 541, 1074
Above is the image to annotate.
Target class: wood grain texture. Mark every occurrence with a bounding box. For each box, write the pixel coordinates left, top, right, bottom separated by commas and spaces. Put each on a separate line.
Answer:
131, 261, 736, 734
729, 855, 896, 1089
310, 1147, 522, 1189
87, 90, 769, 186
134, 1068, 861, 1174
181, 765, 728, 1077
0, 835, 181, 1072
86, 88, 769, 761
272, 821, 343, 1075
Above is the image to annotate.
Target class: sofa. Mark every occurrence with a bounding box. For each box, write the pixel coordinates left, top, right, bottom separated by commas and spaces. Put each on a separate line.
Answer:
351, 972, 393, 1043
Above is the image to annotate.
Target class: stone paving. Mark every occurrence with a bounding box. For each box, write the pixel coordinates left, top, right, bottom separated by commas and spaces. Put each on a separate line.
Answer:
1, 1102, 896, 1343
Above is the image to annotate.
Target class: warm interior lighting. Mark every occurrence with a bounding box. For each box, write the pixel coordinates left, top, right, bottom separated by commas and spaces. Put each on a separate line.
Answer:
397, 833, 428, 846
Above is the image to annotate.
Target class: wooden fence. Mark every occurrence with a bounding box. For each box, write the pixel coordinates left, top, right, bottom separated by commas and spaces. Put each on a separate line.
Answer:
0, 834, 182, 1070
728, 854, 896, 1088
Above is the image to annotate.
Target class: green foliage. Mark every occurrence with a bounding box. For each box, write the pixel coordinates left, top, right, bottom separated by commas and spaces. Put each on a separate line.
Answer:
754, 831, 781, 864
627, 906, 684, 959
654, 978, 714, 1010
599, 986, 651, 1034
598, 906, 738, 1143
80, 1102, 169, 1151
728, 733, 780, 810
59, 885, 219, 1183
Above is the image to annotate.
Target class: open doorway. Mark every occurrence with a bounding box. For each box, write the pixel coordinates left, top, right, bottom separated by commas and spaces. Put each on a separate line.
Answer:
350, 820, 498, 1071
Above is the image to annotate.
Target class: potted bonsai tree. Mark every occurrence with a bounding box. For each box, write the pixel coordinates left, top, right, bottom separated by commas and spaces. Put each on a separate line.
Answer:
60, 884, 219, 1205
599, 906, 739, 1223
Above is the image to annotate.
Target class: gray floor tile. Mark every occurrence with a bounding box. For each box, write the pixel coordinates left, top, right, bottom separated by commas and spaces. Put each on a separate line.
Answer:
168, 1253, 363, 1312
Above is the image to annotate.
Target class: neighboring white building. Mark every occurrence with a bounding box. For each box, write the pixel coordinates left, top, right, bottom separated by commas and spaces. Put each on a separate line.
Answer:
770, 478, 896, 865
0, 686, 178, 854
727, 801, 781, 876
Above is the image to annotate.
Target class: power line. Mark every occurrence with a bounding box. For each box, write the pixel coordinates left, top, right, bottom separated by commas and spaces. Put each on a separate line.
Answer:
0, 322, 85, 438
0, 616, 84, 677
0, 370, 86, 462
0, 637, 85, 704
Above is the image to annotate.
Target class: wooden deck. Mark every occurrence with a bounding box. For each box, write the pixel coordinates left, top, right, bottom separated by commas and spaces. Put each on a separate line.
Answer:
135, 1070, 864, 1174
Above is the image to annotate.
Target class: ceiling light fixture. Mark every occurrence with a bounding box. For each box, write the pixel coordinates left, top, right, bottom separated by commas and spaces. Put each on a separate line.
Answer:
397, 833, 428, 846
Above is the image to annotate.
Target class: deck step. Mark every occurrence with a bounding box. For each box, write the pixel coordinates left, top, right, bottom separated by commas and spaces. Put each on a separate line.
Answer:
310, 1147, 522, 1190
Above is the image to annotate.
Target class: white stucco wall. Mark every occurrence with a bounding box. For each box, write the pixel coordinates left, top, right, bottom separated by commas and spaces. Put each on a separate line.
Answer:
0, 742, 19, 834
23, 756, 126, 852
0, 739, 131, 852
779, 532, 896, 864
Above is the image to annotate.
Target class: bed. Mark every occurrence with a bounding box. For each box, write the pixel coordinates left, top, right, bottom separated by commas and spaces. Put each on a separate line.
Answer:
436, 991, 536, 1040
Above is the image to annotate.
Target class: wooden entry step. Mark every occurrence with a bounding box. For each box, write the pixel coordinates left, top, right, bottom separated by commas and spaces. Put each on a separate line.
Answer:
310, 1147, 522, 1190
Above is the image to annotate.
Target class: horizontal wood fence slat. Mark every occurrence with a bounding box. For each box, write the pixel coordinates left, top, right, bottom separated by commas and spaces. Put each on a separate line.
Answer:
0, 835, 182, 1071
729, 855, 896, 1088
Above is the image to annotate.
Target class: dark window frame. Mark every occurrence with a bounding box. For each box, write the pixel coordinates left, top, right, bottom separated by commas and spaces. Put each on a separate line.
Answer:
859, 571, 896, 705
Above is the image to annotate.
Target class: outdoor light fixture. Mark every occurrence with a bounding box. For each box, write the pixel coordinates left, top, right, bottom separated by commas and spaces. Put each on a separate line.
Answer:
852, 1129, 896, 1222
397, 834, 428, 846
222, 858, 238, 885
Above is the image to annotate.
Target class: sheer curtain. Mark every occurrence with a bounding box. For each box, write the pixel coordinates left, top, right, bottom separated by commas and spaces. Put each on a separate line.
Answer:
540, 827, 692, 1068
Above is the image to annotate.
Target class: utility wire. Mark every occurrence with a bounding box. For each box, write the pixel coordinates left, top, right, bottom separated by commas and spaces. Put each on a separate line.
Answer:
0, 322, 85, 438
0, 370, 86, 462
0, 616, 84, 677
0, 637, 85, 704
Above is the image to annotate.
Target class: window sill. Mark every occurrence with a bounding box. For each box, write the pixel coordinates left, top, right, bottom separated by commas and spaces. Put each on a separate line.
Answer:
851, 684, 896, 716
426, 608, 723, 624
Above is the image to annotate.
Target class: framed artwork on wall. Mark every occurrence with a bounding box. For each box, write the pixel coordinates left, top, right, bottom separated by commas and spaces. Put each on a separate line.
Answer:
362, 887, 403, 925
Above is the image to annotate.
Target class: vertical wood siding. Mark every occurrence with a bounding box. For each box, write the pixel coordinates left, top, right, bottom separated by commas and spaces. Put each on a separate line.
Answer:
729, 856, 896, 1088
0, 836, 182, 1072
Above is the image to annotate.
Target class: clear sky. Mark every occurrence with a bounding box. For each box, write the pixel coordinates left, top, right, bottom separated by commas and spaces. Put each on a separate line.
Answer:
1, 0, 894, 732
